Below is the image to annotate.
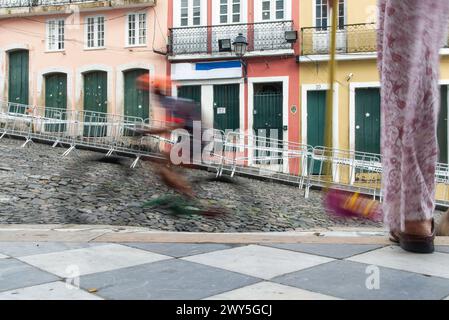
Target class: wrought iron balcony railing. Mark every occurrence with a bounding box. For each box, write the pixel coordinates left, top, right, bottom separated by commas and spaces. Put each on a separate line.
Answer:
301, 23, 378, 55
169, 20, 295, 56
0, 0, 97, 7
301, 22, 449, 56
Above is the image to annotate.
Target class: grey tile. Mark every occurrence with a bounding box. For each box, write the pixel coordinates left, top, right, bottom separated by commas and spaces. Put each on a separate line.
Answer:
436, 246, 449, 254
348, 246, 449, 279
122, 243, 238, 258
0, 242, 104, 257
264, 243, 384, 259
80, 259, 261, 300
273, 260, 449, 300
183, 245, 332, 280
19, 244, 170, 277
0, 281, 103, 300
0, 259, 60, 292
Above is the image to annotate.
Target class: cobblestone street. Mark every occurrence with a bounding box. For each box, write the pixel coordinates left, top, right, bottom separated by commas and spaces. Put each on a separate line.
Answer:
0, 137, 391, 232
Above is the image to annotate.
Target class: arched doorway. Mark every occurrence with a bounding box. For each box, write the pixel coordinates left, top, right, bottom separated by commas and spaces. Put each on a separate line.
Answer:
124, 69, 149, 121
8, 49, 29, 113
83, 71, 107, 137
45, 73, 67, 132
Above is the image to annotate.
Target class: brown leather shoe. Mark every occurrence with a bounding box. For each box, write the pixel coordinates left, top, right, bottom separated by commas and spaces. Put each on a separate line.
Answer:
389, 220, 435, 254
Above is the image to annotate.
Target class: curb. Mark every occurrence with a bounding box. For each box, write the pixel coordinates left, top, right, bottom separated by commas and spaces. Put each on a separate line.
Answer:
1, 224, 448, 245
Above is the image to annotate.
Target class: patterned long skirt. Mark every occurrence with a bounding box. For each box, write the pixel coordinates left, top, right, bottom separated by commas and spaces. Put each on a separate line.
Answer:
378, 0, 449, 232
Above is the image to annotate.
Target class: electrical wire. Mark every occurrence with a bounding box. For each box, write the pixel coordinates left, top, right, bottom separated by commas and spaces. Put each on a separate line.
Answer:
151, 6, 167, 43
3, 5, 169, 54
0, 4, 170, 54
0, 25, 157, 53
21, 6, 150, 26
151, 6, 168, 55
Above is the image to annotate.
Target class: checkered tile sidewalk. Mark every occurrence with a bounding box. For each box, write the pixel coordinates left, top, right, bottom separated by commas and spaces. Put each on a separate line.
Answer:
1, 242, 449, 300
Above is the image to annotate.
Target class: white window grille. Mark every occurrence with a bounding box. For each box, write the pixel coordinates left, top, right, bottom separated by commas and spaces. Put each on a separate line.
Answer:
47, 19, 65, 51
127, 13, 147, 46
219, 0, 241, 24
261, 0, 286, 21
193, 0, 201, 25
179, 0, 202, 26
315, 0, 345, 30
86, 16, 105, 49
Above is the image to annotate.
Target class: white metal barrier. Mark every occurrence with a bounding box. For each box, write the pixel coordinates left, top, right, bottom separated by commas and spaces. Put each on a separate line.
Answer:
305, 146, 382, 199
2, 101, 449, 207
216, 131, 313, 189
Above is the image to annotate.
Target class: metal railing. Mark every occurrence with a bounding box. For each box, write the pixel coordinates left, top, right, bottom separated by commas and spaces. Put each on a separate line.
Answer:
301, 23, 377, 55
305, 146, 382, 200
0, 0, 98, 7
215, 131, 311, 189
301, 22, 449, 55
169, 20, 294, 56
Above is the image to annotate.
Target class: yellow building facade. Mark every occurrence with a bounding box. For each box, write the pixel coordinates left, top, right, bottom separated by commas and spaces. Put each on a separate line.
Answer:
299, 0, 449, 162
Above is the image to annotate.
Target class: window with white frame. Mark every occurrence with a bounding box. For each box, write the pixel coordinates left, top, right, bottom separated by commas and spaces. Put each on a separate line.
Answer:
193, 0, 201, 25
219, 0, 241, 24
180, 0, 202, 26
47, 19, 65, 51
127, 13, 147, 46
315, 0, 345, 30
261, 0, 285, 21
86, 16, 105, 49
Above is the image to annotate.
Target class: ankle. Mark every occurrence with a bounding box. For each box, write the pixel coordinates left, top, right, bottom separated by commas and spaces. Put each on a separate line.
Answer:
404, 219, 432, 236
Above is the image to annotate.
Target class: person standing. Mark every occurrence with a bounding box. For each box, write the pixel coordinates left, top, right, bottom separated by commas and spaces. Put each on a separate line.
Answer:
377, 0, 449, 253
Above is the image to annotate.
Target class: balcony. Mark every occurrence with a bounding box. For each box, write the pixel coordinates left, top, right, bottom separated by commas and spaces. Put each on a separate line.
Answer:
168, 20, 295, 60
300, 23, 377, 56
300, 22, 449, 56
0, 0, 155, 17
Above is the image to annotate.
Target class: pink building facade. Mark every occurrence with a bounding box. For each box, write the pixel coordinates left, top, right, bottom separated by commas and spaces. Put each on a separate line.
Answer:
0, 0, 167, 121
0, 0, 301, 173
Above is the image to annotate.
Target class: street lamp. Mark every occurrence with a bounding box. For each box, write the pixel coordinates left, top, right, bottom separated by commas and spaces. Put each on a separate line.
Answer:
233, 33, 248, 80
233, 33, 248, 57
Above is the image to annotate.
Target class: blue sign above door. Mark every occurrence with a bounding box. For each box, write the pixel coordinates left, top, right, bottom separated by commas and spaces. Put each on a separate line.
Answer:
195, 61, 242, 71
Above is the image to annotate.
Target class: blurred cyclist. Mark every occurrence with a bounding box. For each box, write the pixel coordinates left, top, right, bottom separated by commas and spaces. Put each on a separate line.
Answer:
135, 74, 201, 198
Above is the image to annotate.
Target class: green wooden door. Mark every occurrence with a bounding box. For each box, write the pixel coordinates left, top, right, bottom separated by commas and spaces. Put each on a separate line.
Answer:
45, 73, 67, 132
253, 93, 283, 138
178, 85, 201, 105
253, 86, 283, 165
355, 88, 381, 155
307, 90, 326, 174
8, 50, 29, 113
83, 71, 107, 137
124, 69, 150, 121
124, 69, 149, 135
213, 84, 240, 132
438, 85, 448, 163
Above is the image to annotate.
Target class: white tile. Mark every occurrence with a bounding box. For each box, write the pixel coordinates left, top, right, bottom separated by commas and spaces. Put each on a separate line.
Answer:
0, 281, 103, 300
205, 281, 340, 300
183, 245, 333, 280
18, 244, 171, 277
0, 254, 8, 259
348, 246, 449, 279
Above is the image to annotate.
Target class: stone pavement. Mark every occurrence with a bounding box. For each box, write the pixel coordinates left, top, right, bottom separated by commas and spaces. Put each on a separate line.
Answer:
0, 137, 388, 232
0, 225, 449, 300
